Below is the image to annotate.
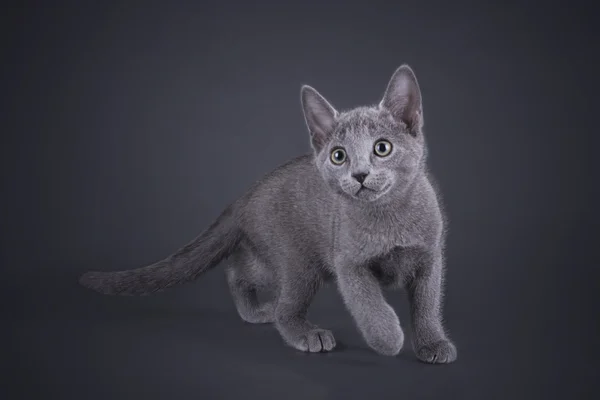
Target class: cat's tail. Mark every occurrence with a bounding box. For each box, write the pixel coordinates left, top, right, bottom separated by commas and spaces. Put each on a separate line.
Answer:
78, 205, 242, 296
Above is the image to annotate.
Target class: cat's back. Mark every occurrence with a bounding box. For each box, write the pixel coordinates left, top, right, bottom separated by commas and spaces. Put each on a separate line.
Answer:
242, 153, 318, 200
242, 153, 330, 218
238, 153, 334, 252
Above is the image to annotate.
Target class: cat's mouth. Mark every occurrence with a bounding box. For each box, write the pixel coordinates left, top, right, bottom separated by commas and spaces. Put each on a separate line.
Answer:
356, 186, 375, 195
354, 183, 391, 200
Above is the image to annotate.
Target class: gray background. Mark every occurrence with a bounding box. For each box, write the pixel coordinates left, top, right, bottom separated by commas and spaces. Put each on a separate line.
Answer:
2, 0, 599, 399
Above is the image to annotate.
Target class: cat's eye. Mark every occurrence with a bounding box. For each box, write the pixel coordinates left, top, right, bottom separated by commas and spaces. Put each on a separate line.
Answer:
374, 140, 392, 157
330, 148, 347, 165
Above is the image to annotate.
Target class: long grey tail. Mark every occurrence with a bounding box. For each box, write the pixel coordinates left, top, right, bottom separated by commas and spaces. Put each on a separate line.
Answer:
79, 205, 242, 296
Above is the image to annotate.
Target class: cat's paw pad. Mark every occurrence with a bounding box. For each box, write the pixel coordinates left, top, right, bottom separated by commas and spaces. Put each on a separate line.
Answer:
416, 340, 457, 364
296, 329, 336, 353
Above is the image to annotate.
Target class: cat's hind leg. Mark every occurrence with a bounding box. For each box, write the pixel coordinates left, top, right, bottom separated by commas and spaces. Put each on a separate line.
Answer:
225, 249, 275, 324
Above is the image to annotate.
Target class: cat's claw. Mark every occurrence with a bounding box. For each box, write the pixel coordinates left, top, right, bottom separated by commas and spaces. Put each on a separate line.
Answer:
295, 329, 336, 353
415, 339, 457, 364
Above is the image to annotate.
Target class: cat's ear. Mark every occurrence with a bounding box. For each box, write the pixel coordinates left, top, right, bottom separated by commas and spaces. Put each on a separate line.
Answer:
301, 85, 338, 152
380, 64, 423, 135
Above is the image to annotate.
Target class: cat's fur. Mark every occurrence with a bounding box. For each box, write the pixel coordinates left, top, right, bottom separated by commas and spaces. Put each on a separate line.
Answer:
80, 65, 457, 363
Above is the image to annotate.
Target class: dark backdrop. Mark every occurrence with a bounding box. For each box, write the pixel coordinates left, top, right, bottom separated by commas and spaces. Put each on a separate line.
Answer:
2, 1, 599, 399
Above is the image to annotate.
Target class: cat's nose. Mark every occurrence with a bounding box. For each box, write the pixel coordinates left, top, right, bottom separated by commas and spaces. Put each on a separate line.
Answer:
352, 172, 369, 184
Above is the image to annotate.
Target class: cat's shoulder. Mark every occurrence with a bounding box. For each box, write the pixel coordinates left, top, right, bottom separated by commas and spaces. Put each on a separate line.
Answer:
421, 170, 448, 232
412, 170, 444, 210
258, 153, 314, 180
395, 172, 446, 244
243, 153, 319, 202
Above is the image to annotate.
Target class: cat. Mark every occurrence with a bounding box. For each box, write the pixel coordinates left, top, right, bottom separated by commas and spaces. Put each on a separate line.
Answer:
79, 64, 457, 364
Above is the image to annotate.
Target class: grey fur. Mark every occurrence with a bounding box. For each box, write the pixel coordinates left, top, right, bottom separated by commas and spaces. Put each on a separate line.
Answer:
79, 64, 457, 363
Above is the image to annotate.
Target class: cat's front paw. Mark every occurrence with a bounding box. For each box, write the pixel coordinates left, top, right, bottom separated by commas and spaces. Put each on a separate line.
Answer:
365, 322, 404, 356
415, 339, 457, 364
360, 305, 404, 356
294, 329, 337, 353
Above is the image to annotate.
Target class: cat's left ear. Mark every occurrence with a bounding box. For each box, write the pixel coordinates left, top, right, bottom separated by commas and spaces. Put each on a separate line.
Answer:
380, 64, 423, 135
301, 85, 339, 152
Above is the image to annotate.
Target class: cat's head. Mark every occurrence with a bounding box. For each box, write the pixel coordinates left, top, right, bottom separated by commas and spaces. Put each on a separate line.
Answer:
301, 65, 426, 203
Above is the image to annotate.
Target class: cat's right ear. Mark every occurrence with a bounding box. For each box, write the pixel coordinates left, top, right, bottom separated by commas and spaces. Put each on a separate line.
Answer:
301, 85, 338, 152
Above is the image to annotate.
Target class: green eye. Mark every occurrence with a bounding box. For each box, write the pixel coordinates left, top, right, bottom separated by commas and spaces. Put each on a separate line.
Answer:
330, 148, 347, 165
374, 140, 392, 157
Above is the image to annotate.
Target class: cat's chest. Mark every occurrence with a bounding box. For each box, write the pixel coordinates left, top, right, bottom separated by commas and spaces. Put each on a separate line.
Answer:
335, 217, 418, 263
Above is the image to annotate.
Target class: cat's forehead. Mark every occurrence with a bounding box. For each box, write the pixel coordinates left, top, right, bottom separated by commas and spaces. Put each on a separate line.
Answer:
333, 106, 403, 140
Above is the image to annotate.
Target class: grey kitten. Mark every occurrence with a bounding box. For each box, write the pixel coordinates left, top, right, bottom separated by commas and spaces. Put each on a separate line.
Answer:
80, 64, 457, 364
